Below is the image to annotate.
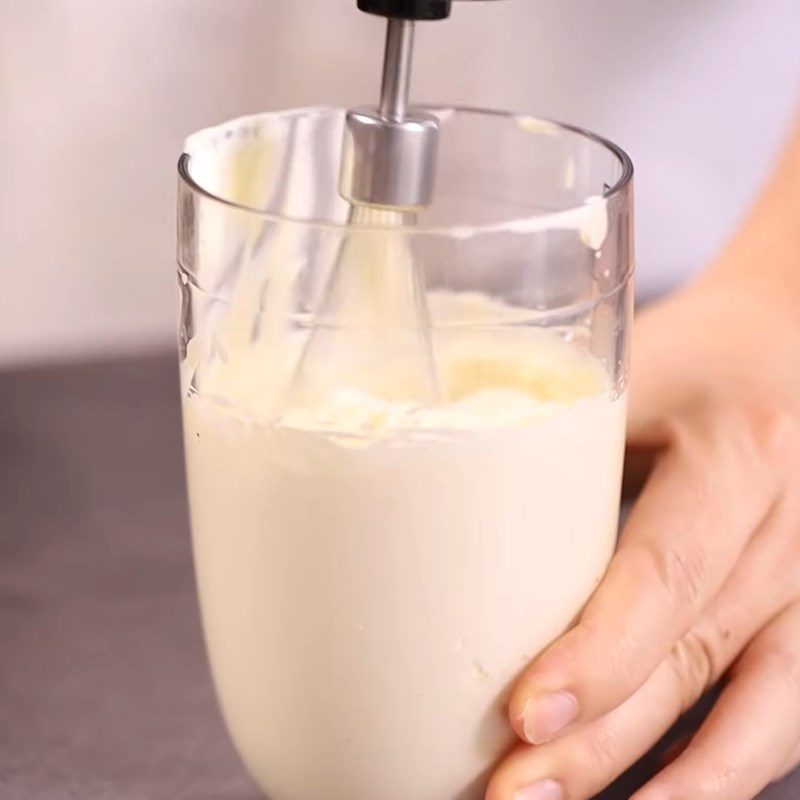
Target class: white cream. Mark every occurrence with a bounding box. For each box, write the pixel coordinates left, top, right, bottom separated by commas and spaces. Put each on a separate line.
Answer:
182, 299, 626, 800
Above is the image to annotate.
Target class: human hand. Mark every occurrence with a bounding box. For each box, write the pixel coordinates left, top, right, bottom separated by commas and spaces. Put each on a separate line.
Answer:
486, 272, 800, 800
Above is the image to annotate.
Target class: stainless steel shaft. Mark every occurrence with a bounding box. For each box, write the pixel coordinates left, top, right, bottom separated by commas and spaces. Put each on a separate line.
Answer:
379, 19, 414, 121
339, 17, 440, 209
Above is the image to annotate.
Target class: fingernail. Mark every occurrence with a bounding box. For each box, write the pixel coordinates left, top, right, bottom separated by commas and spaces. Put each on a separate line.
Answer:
514, 779, 563, 800
519, 691, 579, 744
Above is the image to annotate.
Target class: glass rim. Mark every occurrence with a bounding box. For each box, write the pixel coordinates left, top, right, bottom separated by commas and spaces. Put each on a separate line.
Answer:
178, 104, 634, 238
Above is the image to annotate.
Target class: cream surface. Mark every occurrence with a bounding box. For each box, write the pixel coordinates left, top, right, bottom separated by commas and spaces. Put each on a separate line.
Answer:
182, 296, 626, 800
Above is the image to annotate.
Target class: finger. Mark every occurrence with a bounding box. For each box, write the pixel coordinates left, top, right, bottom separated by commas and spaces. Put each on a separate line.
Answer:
510, 410, 777, 744
488, 502, 794, 800
488, 659, 684, 800
663, 490, 800, 713
633, 602, 800, 800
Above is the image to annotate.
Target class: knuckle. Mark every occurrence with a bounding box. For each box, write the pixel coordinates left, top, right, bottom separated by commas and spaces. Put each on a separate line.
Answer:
710, 761, 746, 794
678, 394, 800, 484
668, 629, 718, 710
607, 626, 642, 688
737, 398, 800, 473
567, 618, 641, 689
647, 540, 710, 610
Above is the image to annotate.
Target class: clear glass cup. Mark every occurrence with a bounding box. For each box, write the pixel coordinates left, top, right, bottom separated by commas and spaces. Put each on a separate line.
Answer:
177, 106, 634, 800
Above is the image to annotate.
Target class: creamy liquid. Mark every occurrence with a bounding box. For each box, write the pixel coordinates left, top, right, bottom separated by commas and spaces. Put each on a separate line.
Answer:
182, 296, 626, 800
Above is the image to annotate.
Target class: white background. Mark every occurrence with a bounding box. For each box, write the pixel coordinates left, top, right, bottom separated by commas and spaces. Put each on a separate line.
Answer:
1, 0, 798, 366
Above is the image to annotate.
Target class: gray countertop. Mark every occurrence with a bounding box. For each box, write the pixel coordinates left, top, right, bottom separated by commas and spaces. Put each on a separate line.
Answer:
0, 354, 796, 800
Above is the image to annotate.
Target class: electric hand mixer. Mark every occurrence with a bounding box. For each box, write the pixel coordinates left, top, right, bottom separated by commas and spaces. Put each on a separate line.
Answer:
286, 0, 501, 414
